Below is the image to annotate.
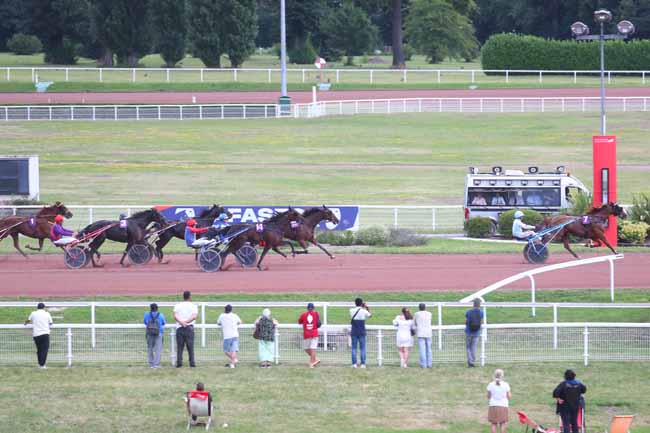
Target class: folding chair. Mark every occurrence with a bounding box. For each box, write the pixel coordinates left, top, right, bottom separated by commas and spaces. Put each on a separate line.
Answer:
606, 415, 634, 433
517, 411, 560, 433
184, 391, 213, 430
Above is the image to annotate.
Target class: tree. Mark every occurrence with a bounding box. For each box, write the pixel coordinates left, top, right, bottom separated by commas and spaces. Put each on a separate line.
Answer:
391, 0, 405, 68
187, 0, 223, 67
89, 0, 116, 66
0, 0, 30, 51
619, 0, 650, 39
405, 0, 478, 63
222, 0, 258, 68
152, 0, 186, 67
101, 0, 154, 67
321, 1, 378, 65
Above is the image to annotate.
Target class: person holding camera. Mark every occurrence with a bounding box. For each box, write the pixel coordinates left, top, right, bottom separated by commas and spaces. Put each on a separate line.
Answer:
349, 298, 371, 369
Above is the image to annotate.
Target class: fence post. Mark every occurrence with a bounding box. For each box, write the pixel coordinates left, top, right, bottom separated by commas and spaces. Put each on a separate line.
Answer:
88, 207, 93, 225
200, 69, 204, 82
67, 327, 73, 367
403, 69, 407, 83
31, 68, 35, 83
99, 68, 103, 82
114, 106, 117, 121
370, 70, 373, 84
27, 106, 31, 121
528, 274, 536, 317
437, 70, 441, 84
583, 325, 589, 366
321, 304, 328, 351
48, 106, 52, 121
377, 329, 383, 367
471, 70, 475, 83
268, 69, 271, 83
643, 71, 646, 85
91, 303, 96, 349
393, 208, 398, 228
132, 68, 135, 83
274, 328, 279, 365
136, 106, 140, 120
418, 98, 422, 113
92, 106, 96, 121
233, 69, 237, 81
609, 257, 615, 302
553, 304, 558, 350
200, 105, 203, 120
355, 100, 359, 114
336, 69, 340, 83
201, 303, 206, 348
505, 70, 509, 83
608, 71, 611, 84
480, 326, 486, 367
437, 303, 442, 350
6, 68, 9, 81
541, 99, 545, 113
432, 208, 436, 231
482, 304, 488, 342
302, 69, 305, 83
574, 71, 577, 84
166, 69, 170, 83
158, 106, 161, 120
65, 68, 69, 82
170, 327, 176, 366
539, 71, 543, 83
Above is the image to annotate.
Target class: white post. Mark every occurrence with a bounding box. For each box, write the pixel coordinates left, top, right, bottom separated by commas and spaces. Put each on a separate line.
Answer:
91, 303, 96, 349
437, 303, 442, 350
520, 99, 524, 113
71, 106, 75, 121
643, 71, 646, 85
583, 325, 589, 366
539, 71, 542, 83
201, 303, 206, 348
114, 106, 117, 121
170, 327, 176, 366
403, 69, 407, 83
437, 70, 441, 83
31, 68, 35, 83
67, 327, 73, 367
552, 304, 558, 350
92, 106, 96, 121
541, 99, 545, 113
268, 69, 271, 83
27, 106, 31, 121
65, 68, 69, 82
99, 68, 103, 82
136, 106, 140, 120
480, 326, 486, 367
529, 274, 536, 317
323, 304, 328, 351
336, 69, 340, 83
608, 71, 611, 84
132, 68, 135, 82
200, 69, 204, 82
200, 105, 203, 120
166, 69, 170, 83
393, 208, 398, 228
370, 70, 373, 84
609, 257, 615, 302
233, 69, 237, 81
302, 69, 305, 83
274, 328, 279, 364
623, 98, 627, 112
480, 99, 484, 113
574, 71, 577, 84
418, 98, 422, 113
482, 304, 487, 342
500, 99, 503, 113
243, 105, 246, 119
158, 106, 161, 120
471, 70, 475, 83
377, 329, 383, 367
562, 99, 565, 112
6, 68, 9, 81
88, 207, 93, 225
505, 70, 509, 83
339, 101, 343, 115
432, 208, 436, 231
312, 86, 317, 103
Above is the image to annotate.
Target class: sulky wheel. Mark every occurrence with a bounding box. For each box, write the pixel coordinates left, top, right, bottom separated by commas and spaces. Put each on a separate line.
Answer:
523, 243, 549, 264
198, 248, 222, 273
128, 243, 152, 266
235, 244, 257, 268
64, 246, 88, 269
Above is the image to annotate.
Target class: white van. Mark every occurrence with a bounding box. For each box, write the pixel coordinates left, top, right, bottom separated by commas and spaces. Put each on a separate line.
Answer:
464, 166, 589, 226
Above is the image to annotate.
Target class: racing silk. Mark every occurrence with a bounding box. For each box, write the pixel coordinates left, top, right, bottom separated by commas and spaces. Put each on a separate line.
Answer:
184, 226, 209, 247
512, 219, 535, 239
50, 223, 74, 242
211, 219, 230, 230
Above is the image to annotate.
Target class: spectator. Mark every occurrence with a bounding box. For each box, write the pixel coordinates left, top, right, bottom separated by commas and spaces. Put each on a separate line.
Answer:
24, 302, 53, 369
255, 308, 278, 368
144, 303, 166, 369
491, 194, 506, 206
487, 368, 511, 433
414, 303, 433, 368
349, 297, 371, 369
186, 382, 213, 426
465, 298, 483, 367
472, 193, 487, 206
298, 302, 320, 368
393, 308, 414, 368
217, 304, 242, 368
174, 291, 198, 368
526, 191, 543, 206
553, 369, 587, 433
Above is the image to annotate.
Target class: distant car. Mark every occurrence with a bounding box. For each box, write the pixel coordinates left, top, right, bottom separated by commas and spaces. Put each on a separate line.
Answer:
464, 166, 590, 230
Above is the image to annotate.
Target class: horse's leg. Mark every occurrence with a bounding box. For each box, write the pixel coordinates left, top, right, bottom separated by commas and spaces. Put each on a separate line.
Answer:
11, 232, 28, 258
155, 233, 172, 264
120, 243, 130, 266
88, 237, 105, 268
593, 228, 618, 255
257, 245, 272, 271
562, 232, 579, 259
310, 239, 335, 259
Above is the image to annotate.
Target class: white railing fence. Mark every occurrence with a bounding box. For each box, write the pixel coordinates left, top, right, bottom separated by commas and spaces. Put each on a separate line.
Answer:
0, 205, 465, 233
2, 66, 650, 85
2, 322, 648, 367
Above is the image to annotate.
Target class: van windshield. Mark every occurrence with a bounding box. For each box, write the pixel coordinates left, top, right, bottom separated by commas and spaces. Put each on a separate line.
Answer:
467, 188, 561, 207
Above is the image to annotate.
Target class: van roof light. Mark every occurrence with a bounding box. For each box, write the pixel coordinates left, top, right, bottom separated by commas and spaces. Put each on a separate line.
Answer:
556, 165, 566, 174
469, 167, 479, 174
528, 166, 539, 174
492, 166, 503, 175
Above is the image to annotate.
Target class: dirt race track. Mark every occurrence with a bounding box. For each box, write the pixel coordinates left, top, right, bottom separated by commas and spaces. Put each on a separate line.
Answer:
0, 252, 647, 298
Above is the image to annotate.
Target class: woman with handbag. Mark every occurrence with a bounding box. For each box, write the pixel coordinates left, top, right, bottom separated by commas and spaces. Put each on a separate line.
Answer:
254, 309, 278, 368
393, 308, 415, 368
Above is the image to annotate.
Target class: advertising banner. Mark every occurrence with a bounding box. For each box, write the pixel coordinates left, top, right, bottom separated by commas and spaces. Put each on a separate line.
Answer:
154, 205, 359, 231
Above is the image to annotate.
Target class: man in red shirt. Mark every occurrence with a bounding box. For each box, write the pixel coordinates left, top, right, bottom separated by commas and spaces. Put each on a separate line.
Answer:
298, 302, 320, 368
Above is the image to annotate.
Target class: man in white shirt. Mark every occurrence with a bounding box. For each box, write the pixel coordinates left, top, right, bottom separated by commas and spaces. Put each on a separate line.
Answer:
24, 302, 53, 369
217, 304, 242, 368
414, 303, 433, 368
174, 291, 198, 368
349, 298, 371, 368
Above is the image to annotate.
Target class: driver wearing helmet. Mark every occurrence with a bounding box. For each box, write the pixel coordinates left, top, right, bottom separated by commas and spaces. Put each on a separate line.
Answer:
208, 213, 231, 241
50, 214, 77, 246
184, 219, 210, 248
512, 210, 536, 240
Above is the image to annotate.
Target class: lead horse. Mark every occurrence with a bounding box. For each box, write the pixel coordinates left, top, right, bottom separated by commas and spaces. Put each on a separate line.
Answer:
542, 202, 627, 258
0, 202, 73, 257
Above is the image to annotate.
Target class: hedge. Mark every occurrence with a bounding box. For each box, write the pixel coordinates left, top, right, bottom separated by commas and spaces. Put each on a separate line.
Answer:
618, 220, 649, 244
481, 33, 650, 71
465, 217, 493, 238
498, 209, 544, 238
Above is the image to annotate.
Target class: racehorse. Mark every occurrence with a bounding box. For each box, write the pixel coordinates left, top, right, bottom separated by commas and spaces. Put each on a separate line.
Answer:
78, 208, 167, 267
153, 204, 231, 263
269, 205, 340, 259
542, 202, 627, 258
0, 202, 73, 257
220, 207, 302, 270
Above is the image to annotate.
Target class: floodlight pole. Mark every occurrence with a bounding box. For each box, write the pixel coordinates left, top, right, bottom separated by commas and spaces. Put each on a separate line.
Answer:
599, 21, 606, 135
280, 0, 288, 97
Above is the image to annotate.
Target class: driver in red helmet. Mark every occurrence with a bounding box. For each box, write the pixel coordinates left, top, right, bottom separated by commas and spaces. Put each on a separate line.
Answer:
50, 214, 77, 246
184, 219, 210, 248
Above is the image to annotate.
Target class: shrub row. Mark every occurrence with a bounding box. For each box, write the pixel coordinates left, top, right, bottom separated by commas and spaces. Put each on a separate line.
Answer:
481, 33, 650, 71
618, 220, 649, 244
316, 227, 428, 247
7, 33, 42, 56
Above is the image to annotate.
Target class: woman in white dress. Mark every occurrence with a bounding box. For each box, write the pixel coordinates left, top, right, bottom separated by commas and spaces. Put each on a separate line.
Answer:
393, 308, 414, 368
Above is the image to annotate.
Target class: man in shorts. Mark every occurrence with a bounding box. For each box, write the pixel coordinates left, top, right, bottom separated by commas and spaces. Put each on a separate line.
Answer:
217, 304, 242, 368
298, 302, 320, 368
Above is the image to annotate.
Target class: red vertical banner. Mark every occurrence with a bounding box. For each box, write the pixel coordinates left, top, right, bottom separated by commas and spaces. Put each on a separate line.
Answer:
592, 135, 617, 247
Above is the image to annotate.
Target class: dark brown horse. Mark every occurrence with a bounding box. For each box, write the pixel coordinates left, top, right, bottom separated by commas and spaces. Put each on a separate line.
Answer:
0, 202, 73, 257
543, 202, 627, 258
220, 208, 302, 270
270, 205, 340, 259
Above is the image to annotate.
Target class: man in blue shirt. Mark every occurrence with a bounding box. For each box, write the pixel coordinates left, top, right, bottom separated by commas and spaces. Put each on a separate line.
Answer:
464, 298, 483, 367
144, 303, 166, 368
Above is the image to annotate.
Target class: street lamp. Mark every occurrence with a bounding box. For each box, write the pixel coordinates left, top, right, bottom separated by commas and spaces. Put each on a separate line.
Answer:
279, 0, 291, 113
571, 10, 634, 135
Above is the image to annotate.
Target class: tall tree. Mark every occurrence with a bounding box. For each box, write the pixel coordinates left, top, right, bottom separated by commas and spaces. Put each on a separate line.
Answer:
152, 0, 186, 67
618, 0, 650, 39
187, 0, 223, 67
222, 0, 258, 68
28, 0, 88, 64
89, 0, 115, 66
391, 0, 405, 68
321, 1, 378, 65
0, 0, 30, 51
101, 0, 154, 67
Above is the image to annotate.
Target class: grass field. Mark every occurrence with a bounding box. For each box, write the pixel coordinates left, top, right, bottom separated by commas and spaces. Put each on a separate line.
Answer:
0, 362, 647, 433
0, 112, 648, 205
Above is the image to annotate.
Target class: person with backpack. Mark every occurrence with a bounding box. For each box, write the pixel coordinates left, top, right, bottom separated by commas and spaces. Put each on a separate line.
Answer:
349, 297, 371, 369
465, 298, 484, 367
144, 303, 166, 368
553, 369, 587, 433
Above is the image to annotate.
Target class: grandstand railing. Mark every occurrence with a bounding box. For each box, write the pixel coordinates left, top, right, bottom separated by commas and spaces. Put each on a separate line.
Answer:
2, 66, 650, 85
1, 322, 648, 367
0, 204, 465, 233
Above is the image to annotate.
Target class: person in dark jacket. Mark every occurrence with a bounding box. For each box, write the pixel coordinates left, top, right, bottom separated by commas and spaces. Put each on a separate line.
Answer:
553, 369, 587, 433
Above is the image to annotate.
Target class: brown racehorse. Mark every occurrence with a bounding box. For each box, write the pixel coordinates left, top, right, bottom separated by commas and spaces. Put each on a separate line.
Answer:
269, 205, 340, 259
543, 202, 627, 259
0, 202, 73, 257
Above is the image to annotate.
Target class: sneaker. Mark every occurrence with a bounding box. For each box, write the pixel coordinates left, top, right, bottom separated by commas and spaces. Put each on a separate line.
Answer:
39, 365, 47, 369
360, 364, 366, 369
225, 363, 232, 368
352, 364, 357, 369
229, 363, 235, 369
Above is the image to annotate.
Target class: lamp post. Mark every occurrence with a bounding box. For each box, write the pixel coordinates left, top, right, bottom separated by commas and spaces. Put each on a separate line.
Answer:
279, 0, 291, 113
571, 10, 635, 134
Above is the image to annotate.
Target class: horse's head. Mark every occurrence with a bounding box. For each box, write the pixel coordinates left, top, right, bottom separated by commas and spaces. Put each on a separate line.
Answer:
130, 208, 167, 226
200, 204, 232, 220
38, 201, 73, 219
608, 202, 628, 219
321, 205, 340, 225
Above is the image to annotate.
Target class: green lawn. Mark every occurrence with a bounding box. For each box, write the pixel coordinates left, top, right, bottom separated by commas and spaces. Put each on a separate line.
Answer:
0, 363, 646, 433
0, 112, 648, 205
